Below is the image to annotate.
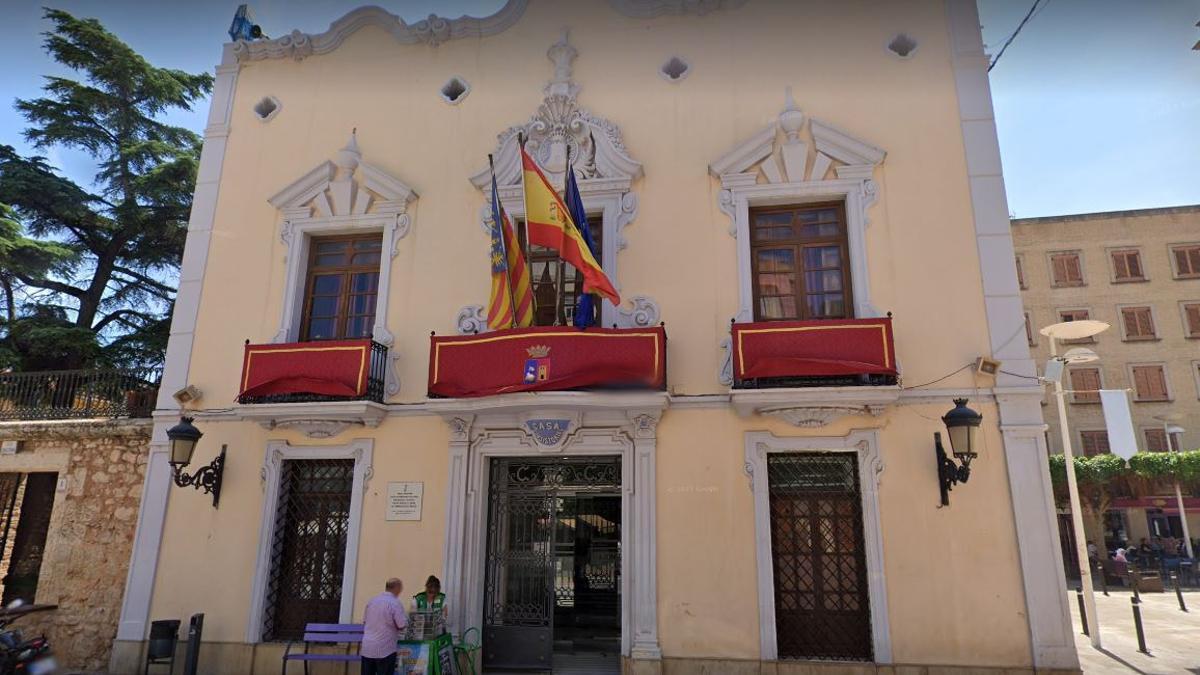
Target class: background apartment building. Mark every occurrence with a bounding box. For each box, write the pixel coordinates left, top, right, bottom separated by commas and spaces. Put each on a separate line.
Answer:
1013, 204, 1200, 547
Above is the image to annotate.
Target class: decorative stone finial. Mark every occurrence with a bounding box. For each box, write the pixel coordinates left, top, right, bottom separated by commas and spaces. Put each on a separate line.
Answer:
779, 86, 804, 143
546, 28, 578, 97
334, 129, 361, 170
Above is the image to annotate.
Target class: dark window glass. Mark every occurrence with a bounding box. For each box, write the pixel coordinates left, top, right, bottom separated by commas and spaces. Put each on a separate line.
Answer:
750, 203, 852, 322
301, 234, 381, 341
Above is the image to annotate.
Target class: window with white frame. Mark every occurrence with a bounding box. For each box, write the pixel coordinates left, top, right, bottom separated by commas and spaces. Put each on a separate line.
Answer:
709, 93, 886, 325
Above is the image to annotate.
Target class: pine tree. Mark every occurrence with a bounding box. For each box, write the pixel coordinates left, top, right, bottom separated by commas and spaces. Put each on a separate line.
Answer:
0, 9, 212, 370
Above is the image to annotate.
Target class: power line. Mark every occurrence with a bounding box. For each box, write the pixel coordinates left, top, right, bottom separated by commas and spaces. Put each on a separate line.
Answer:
988, 0, 1045, 72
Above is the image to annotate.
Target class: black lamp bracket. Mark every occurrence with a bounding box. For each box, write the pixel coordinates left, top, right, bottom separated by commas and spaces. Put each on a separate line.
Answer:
935, 432, 973, 507
172, 444, 226, 508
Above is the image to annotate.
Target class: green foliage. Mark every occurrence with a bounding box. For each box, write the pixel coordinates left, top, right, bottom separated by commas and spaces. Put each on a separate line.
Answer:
0, 9, 212, 370
1049, 450, 1200, 491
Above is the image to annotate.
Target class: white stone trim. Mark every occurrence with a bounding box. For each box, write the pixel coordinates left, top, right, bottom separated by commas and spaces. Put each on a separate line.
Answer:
246, 438, 373, 643
268, 134, 416, 396
436, 401, 664, 661
743, 430, 890, 663
945, 0, 1079, 668
710, 90, 885, 333
230, 1, 530, 61
114, 58, 240, 645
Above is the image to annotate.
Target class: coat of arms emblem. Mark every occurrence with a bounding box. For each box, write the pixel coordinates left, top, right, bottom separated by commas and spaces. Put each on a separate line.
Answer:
523, 344, 551, 384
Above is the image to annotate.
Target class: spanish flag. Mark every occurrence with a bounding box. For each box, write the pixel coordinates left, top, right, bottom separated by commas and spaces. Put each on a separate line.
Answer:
486, 170, 535, 330
520, 146, 620, 305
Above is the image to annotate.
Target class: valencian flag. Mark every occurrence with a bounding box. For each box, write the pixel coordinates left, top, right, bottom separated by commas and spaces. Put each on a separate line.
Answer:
486, 170, 535, 329
564, 159, 598, 328
520, 145, 620, 305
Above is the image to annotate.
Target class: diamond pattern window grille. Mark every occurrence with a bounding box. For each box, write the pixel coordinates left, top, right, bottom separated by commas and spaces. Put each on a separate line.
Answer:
768, 453, 872, 661
262, 458, 354, 642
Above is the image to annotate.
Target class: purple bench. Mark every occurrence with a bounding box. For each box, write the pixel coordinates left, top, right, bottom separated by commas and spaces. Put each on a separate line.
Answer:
281, 623, 363, 675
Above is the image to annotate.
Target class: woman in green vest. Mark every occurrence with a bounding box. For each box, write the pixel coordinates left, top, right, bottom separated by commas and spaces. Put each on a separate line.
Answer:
413, 575, 446, 615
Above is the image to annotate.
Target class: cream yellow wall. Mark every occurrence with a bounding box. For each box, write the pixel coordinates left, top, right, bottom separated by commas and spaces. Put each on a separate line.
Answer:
147, 417, 451, 643
149, 404, 1033, 664
183, 0, 994, 408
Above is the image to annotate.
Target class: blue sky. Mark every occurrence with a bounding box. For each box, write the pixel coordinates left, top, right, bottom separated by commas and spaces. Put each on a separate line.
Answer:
0, 0, 1197, 218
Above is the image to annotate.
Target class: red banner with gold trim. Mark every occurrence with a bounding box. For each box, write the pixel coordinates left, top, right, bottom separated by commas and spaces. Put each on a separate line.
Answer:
732, 318, 896, 381
239, 339, 372, 398
429, 326, 666, 398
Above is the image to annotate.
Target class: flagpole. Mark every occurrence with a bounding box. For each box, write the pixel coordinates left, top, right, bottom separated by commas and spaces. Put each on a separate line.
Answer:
489, 154, 518, 329
517, 132, 537, 321
554, 145, 571, 326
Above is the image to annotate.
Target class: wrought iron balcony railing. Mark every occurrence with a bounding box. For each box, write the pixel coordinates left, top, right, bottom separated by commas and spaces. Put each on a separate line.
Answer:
0, 368, 161, 421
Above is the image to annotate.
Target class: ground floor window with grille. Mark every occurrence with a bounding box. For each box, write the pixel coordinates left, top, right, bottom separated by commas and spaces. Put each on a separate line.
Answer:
767, 454, 872, 662
0, 473, 57, 606
262, 459, 354, 641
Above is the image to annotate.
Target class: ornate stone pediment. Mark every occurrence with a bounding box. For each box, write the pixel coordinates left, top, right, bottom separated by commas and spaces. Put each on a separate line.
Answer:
710, 88, 886, 192
468, 32, 643, 194
269, 133, 416, 232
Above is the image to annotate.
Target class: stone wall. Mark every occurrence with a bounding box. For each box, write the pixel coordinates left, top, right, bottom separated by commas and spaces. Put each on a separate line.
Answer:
0, 419, 150, 672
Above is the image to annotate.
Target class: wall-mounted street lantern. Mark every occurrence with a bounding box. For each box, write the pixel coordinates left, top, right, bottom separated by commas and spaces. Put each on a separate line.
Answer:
165, 416, 225, 508
935, 398, 983, 506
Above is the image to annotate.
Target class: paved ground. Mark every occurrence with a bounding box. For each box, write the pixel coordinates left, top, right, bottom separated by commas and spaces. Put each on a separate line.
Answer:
1068, 586, 1200, 673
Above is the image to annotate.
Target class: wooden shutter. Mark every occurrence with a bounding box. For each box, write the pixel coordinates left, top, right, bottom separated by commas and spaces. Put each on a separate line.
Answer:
1144, 429, 1169, 453
1184, 304, 1200, 338
1132, 365, 1168, 401
1069, 368, 1100, 403
1112, 250, 1143, 281
1121, 307, 1155, 339
1051, 254, 1082, 285
1080, 431, 1110, 457
1175, 246, 1200, 277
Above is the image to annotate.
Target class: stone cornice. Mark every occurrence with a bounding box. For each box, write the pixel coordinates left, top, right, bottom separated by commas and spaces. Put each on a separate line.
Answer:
230, 1, 530, 63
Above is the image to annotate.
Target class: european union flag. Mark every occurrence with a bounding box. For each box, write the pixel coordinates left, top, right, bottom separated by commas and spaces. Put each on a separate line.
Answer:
565, 162, 598, 328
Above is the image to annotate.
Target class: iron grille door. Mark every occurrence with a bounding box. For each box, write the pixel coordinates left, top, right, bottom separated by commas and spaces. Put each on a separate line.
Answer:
1, 473, 57, 606
263, 459, 354, 641
768, 454, 872, 661
484, 458, 622, 670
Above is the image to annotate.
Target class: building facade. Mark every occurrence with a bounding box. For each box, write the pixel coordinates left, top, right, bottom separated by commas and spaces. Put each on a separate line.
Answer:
109, 2, 1078, 673
1013, 204, 1200, 550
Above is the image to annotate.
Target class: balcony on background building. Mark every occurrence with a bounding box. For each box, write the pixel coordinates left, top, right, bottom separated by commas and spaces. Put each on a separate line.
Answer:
428, 326, 667, 399
237, 339, 387, 405
0, 369, 160, 421
731, 316, 897, 389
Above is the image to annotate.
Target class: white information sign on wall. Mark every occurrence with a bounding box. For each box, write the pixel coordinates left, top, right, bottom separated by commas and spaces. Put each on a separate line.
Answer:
386, 482, 424, 521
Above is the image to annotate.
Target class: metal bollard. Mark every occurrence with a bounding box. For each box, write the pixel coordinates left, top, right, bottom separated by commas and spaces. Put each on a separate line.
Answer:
1131, 596, 1149, 654
1130, 565, 1141, 602
1076, 586, 1089, 636
1096, 559, 1109, 596
1173, 572, 1188, 612
182, 613, 204, 675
